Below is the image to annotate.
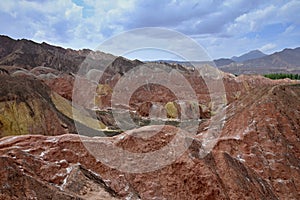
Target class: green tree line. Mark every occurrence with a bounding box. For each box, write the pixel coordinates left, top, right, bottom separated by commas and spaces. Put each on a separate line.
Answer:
264, 73, 300, 80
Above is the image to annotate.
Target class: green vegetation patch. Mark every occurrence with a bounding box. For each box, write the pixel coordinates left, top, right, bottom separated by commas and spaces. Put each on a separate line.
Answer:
264, 73, 300, 80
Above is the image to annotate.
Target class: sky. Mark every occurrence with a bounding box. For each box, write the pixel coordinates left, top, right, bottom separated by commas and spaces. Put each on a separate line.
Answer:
0, 0, 299, 60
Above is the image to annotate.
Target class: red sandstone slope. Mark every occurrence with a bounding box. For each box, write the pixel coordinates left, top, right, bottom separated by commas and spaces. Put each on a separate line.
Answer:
209, 84, 300, 199
43, 70, 298, 114
0, 84, 299, 199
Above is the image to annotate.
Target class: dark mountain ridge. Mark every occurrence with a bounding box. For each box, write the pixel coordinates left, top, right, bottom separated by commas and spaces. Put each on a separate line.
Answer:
0, 35, 115, 73
231, 49, 267, 62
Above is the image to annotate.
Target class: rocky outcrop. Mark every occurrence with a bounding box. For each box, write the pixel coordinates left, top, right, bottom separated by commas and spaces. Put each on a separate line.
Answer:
0, 74, 76, 137
0, 74, 113, 138
43, 74, 74, 101
222, 73, 299, 102
210, 84, 300, 199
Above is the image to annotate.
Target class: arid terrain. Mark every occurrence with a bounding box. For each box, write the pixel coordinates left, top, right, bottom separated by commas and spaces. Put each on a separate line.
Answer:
0, 36, 300, 199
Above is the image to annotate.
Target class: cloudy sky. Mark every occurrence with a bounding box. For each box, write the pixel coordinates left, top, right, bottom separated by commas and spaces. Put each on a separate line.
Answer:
0, 0, 299, 60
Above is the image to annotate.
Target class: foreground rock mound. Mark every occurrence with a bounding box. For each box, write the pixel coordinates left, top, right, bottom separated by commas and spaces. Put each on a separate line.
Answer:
0, 84, 299, 199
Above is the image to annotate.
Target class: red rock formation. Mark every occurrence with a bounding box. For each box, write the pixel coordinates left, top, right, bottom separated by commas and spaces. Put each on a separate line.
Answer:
43, 74, 74, 101
45, 69, 298, 122
0, 84, 299, 199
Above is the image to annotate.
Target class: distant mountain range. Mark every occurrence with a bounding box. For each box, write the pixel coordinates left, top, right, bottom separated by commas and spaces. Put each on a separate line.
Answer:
231, 50, 266, 62
0, 35, 299, 75
158, 48, 300, 75
213, 50, 267, 67
218, 48, 300, 74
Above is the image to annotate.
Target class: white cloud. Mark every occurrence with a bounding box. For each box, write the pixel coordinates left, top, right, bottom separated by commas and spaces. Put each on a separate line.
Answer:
283, 25, 295, 35
225, 0, 300, 37
226, 5, 276, 35
279, 0, 300, 24
0, 0, 84, 44
259, 43, 276, 53
0, 0, 123, 49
